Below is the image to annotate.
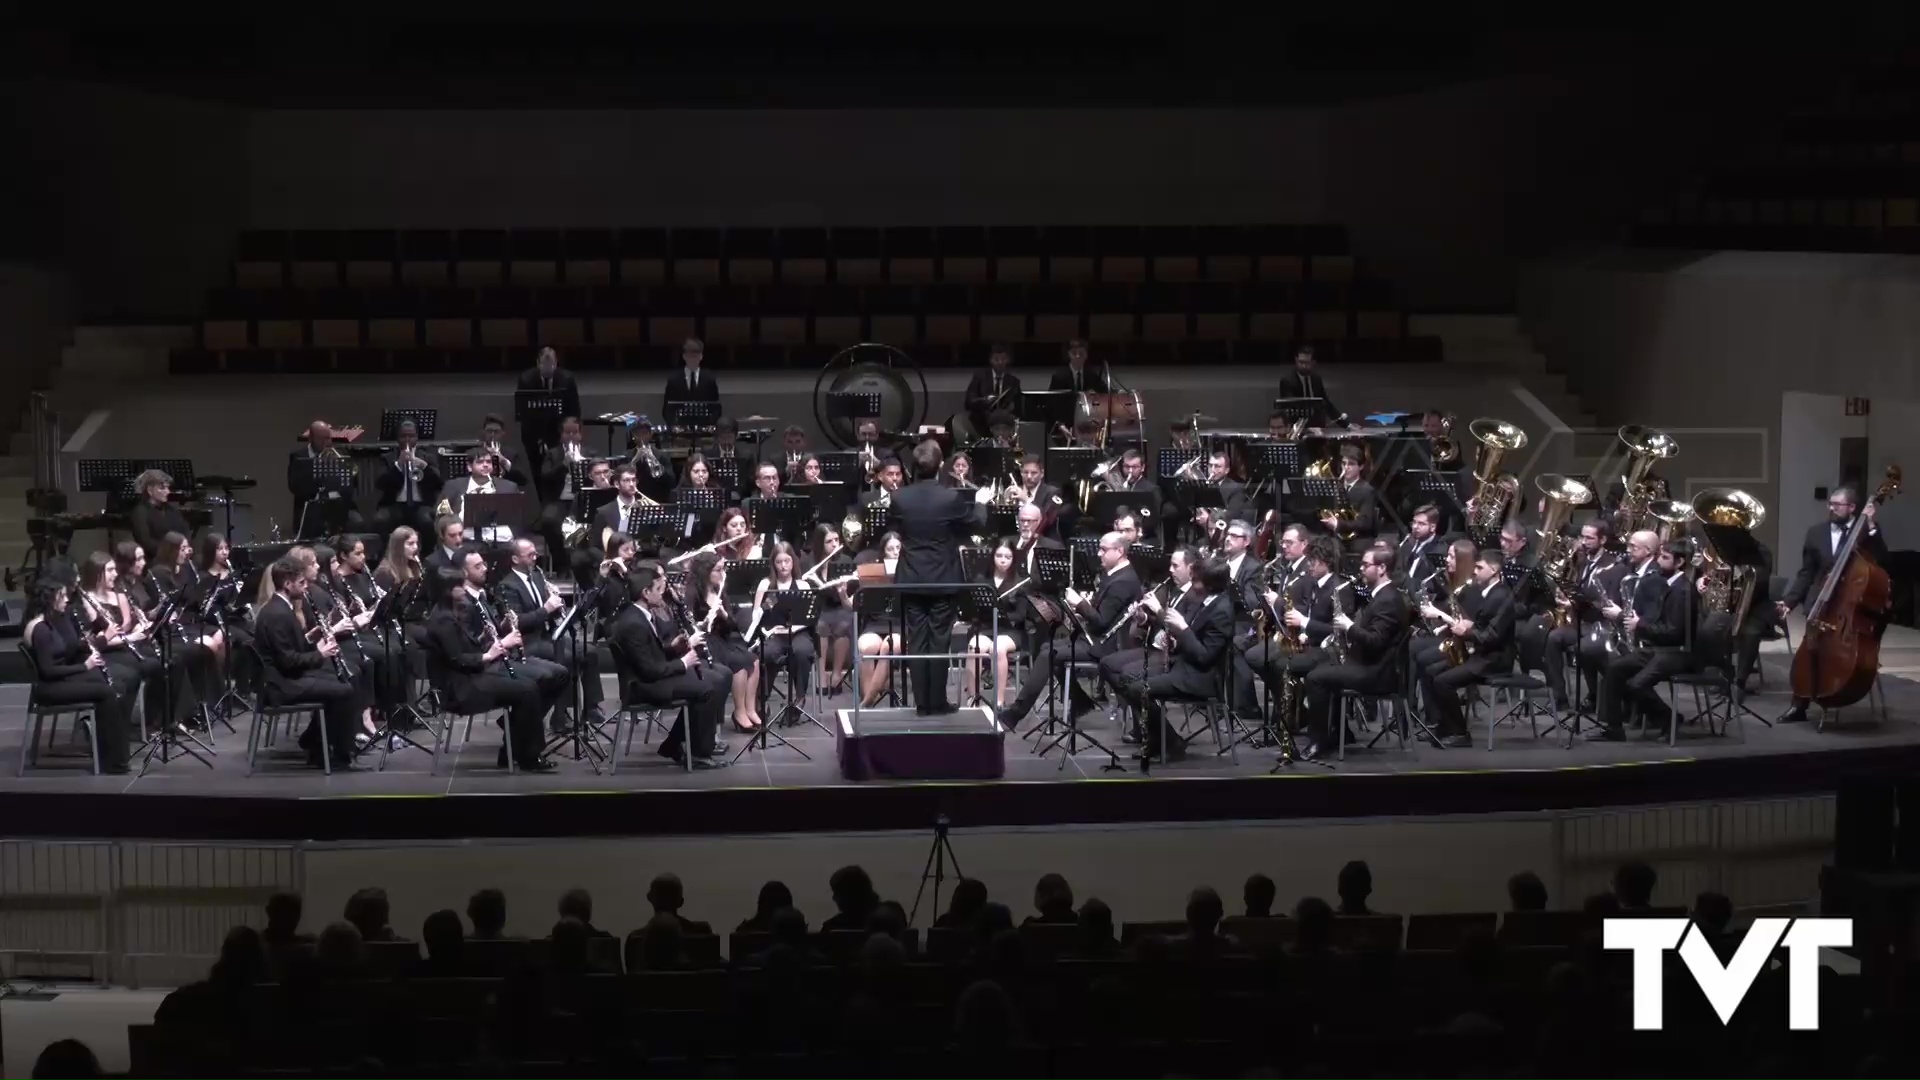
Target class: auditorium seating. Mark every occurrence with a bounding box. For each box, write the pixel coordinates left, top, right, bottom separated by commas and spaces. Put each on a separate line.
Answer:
1635, 59, 1920, 253
173, 224, 1444, 374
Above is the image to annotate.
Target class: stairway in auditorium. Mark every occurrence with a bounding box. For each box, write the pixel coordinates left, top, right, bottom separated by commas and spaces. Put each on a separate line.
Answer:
1415, 313, 1597, 477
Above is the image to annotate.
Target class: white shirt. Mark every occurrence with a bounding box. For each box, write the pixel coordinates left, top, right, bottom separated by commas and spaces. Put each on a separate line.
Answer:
1226, 554, 1246, 581
514, 568, 545, 606
398, 449, 420, 503
685, 366, 699, 388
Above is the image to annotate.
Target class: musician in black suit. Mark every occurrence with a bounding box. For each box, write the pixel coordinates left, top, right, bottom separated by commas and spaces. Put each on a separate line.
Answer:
892, 440, 987, 715
128, 469, 194, 560
964, 343, 1023, 436
517, 347, 582, 467
997, 531, 1141, 730
1126, 555, 1237, 763
1317, 446, 1378, 549
1251, 536, 1345, 715
1776, 486, 1885, 722
662, 337, 721, 421
1099, 547, 1197, 740
1416, 547, 1517, 748
1047, 339, 1110, 397
496, 538, 604, 734
1500, 519, 1555, 676
609, 566, 731, 769
1215, 518, 1265, 720
440, 455, 521, 539
1395, 505, 1443, 579
1299, 547, 1411, 759
26, 582, 136, 774
372, 419, 444, 541
422, 515, 469, 581
1593, 538, 1695, 741
706, 417, 756, 498
288, 421, 364, 539
1276, 345, 1350, 428
430, 553, 566, 770
254, 556, 360, 770
1206, 450, 1250, 523
1543, 519, 1622, 713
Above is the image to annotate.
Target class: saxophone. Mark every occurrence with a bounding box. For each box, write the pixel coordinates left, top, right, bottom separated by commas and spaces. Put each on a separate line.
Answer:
1321, 577, 1354, 664
1432, 580, 1471, 666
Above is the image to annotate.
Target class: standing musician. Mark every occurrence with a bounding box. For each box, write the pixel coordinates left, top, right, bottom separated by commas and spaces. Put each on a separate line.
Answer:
1276, 344, 1351, 429
1318, 446, 1378, 548
1416, 547, 1516, 748
1396, 505, 1444, 579
1541, 519, 1623, 715
1048, 339, 1110, 397
375, 419, 443, 539
891, 440, 986, 716
1298, 547, 1411, 759
610, 565, 730, 769
1593, 538, 1695, 741
750, 541, 818, 716
288, 421, 364, 538
474, 414, 530, 489
1098, 546, 1198, 741
255, 555, 360, 770
1123, 555, 1236, 764
1776, 485, 1885, 723
26, 579, 137, 774
996, 531, 1140, 731
421, 559, 559, 772
662, 337, 721, 418
497, 537, 604, 735
517, 346, 581, 468
128, 469, 193, 560
965, 344, 1023, 437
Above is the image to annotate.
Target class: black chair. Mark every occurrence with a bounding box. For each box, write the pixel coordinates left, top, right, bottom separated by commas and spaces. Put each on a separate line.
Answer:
1340, 632, 1418, 761
1482, 667, 1566, 749
242, 642, 331, 777
605, 649, 691, 774
16, 643, 102, 775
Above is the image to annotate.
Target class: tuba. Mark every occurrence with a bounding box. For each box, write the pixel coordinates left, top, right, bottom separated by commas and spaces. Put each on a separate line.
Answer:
1464, 418, 1528, 539
1647, 498, 1695, 543
1534, 474, 1595, 628
1611, 425, 1679, 536
1691, 488, 1766, 619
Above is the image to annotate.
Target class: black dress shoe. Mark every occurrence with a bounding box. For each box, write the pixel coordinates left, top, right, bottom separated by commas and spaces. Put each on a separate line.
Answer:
522, 757, 558, 773
1298, 740, 1322, 761
691, 755, 730, 771
1585, 726, 1626, 742
994, 708, 1023, 733
1779, 705, 1809, 723
1120, 728, 1144, 745
1440, 734, 1473, 749
102, 763, 130, 776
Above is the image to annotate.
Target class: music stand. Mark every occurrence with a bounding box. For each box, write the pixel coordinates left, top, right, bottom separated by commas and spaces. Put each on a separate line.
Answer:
540, 588, 612, 772
664, 399, 721, 433
749, 495, 814, 547
971, 447, 1017, 486
575, 484, 617, 523
1084, 490, 1144, 537
984, 503, 1018, 540
959, 546, 994, 583
1248, 441, 1302, 520
297, 456, 358, 539
732, 589, 822, 763
379, 410, 438, 441
1045, 447, 1101, 488
1292, 477, 1344, 539
674, 487, 725, 543
1175, 479, 1224, 547
850, 580, 902, 709
724, 558, 771, 601
860, 501, 892, 545
628, 505, 679, 550
1067, 536, 1101, 590
462, 491, 529, 547
803, 481, 854, 535
1021, 546, 1077, 742
956, 582, 1003, 710
134, 590, 215, 776
1410, 470, 1469, 536
1129, 543, 1169, 585
1272, 396, 1325, 428
367, 579, 438, 768
709, 456, 742, 496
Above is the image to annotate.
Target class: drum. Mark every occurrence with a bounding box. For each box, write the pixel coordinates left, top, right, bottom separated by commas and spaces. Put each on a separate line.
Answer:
1076, 391, 1146, 426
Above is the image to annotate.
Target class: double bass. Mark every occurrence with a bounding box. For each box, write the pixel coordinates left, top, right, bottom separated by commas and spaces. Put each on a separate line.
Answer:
1789, 465, 1903, 708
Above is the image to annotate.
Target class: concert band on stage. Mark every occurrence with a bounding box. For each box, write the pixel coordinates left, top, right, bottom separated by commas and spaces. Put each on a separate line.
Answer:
48, 344, 1897, 776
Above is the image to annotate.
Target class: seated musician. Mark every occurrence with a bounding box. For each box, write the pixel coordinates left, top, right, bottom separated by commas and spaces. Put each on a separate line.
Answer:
474, 413, 529, 489
629, 418, 675, 501
966, 537, 1028, 710
1395, 504, 1444, 579
852, 419, 889, 481
288, 421, 364, 538
858, 457, 905, 515
1099, 547, 1196, 743
153, 530, 230, 686
1215, 519, 1264, 723
592, 532, 640, 632
1106, 449, 1153, 496
26, 579, 136, 773
982, 409, 1020, 451
806, 523, 858, 694
424, 556, 563, 772
129, 469, 193, 560
996, 531, 1141, 731
593, 465, 650, 557
372, 525, 428, 634
1776, 486, 1883, 724
255, 555, 360, 770
1317, 446, 1378, 550
517, 346, 580, 465
497, 537, 605, 736
707, 417, 754, 497
1249, 536, 1346, 732
797, 455, 825, 487
1593, 537, 1695, 741
852, 532, 903, 708
1501, 519, 1557, 678
742, 464, 801, 550
943, 451, 978, 491
114, 539, 218, 731
315, 539, 389, 739
1266, 411, 1293, 441
423, 514, 469, 579
442, 453, 518, 544
1542, 519, 1623, 715
1205, 450, 1249, 522
191, 533, 250, 653
1276, 344, 1352, 429
1168, 420, 1198, 454
712, 507, 764, 561
1298, 547, 1411, 759
686, 551, 764, 733
1416, 547, 1517, 749
772, 425, 810, 485
750, 541, 817, 717
674, 453, 723, 502
1123, 555, 1235, 764
610, 565, 730, 770
374, 419, 443, 540
1577, 528, 1656, 719
536, 416, 591, 564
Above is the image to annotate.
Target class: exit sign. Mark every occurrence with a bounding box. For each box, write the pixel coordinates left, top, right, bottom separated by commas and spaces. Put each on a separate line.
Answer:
1846, 397, 1872, 416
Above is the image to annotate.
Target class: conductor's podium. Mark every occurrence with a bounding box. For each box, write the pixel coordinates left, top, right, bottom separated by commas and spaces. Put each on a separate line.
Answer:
836, 706, 1005, 782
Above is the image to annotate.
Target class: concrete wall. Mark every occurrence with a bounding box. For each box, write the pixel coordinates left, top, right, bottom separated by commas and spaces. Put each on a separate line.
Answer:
1520, 251, 1920, 555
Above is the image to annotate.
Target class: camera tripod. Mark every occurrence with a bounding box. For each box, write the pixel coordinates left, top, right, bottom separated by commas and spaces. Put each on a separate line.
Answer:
907, 814, 964, 926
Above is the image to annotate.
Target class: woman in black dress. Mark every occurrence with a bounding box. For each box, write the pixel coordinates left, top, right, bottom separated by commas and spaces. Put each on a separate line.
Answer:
115, 539, 218, 728
686, 551, 764, 732
854, 531, 903, 709
965, 537, 1027, 709
806, 524, 857, 694
750, 541, 817, 716
25, 580, 136, 773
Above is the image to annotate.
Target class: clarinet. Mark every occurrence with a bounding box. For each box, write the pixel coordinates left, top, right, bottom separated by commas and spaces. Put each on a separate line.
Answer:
321, 587, 370, 665
304, 596, 354, 682
70, 607, 112, 688
477, 596, 517, 678
666, 591, 712, 672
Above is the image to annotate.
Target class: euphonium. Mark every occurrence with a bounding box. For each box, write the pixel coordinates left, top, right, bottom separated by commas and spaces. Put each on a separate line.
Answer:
1171, 453, 1206, 481
1647, 498, 1695, 543
1691, 487, 1766, 619
1429, 414, 1460, 466
1612, 425, 1679, 536
1464, 418, 1528, 538
1534, 473, 1595, 627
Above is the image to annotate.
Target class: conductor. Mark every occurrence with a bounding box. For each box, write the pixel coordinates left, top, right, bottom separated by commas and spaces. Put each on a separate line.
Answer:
893, 439, 986, 715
